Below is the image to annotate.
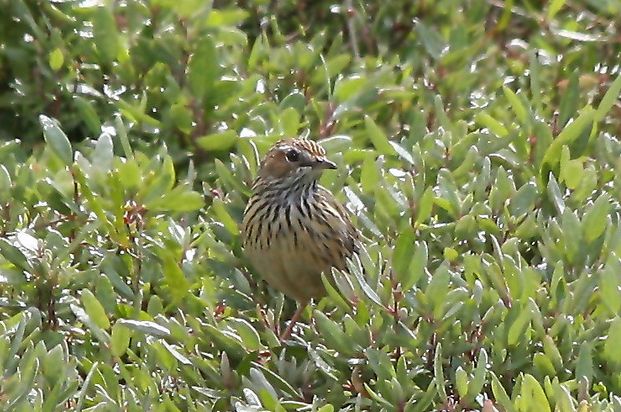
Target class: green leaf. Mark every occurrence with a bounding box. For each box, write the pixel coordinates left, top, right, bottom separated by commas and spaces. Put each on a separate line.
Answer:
110, 322, 131, 357
507, 306, 531, 347
522, 374, 551, 412
427, 264, 450, 319
40, 115, 73, 166
7, 314, 28, 372
70, 303, 109, 344
252, 363, 300, 399
314, 311, 353, 355
600, 256, 621, 314
279, 91, 306, 113
575, 342, 594, 384
162, 340, 191, 366
547, 0, 566, 18
350, 260, 383, 307
80, 289, 110, 330
161, 250, 191, 305
416, 187, 434, 225
312, 54, 351, 85
146, 187, 204, 213
11, 349, 39, 406
533, 353, 556, 377
595, 73, 621, 121
509, 182, 538, 216
451, 146, 479, 180
0, 239, 31, 273
205, 8, 248, 26
474, 112, 509, 137
433, 95, 452, 132
467, 348, 488, 400
540, 106, 595, 180
363, 383, 393, 409
604, 317, 621, 368
48, 48, 64, 71
366, 348, 395, 381
188, 38, 219, 99
389, 141, 414, 165
490, 166, 514, 211
393, 227, 415, 289
561, 209, 582, 263
559, 145, 584, 190
415, 21, 446, 59
166, 0, 207, 18
455, 367, 468, 398
115, 115, 133, 159
203, 324, 246, 361
92, 133, 114, 172
74, 97, 102, 136
101, 257, 134, 299
360, 154, 380, 194
334, 76, 368, 101
227, 318, 262, 351
169, 102, 193, 134
0, 164, 11, 198
197, 130, 238, 152
558, 71, 579, 128
116, 319, 170, 337
553, 383, 575, 412
412, 380, 437, 412
582, 193, 610, 243
214, 158, 247, 195
365, 116, 395, 155
443, 247, 458, 262
210, 197, 239, 235
403, 241, 427, 292
321, 273, 352, 313
93, 6, 120, 63
433, 343, 447, 401
503, 87, 529, 126
278, 107, 300, 135
75, 362, 99, 412
542, 336, 563, 372
529, 50, 542, 114
41, 344, 64, 386
546, 173, 565, 215
491, 372, 514, 412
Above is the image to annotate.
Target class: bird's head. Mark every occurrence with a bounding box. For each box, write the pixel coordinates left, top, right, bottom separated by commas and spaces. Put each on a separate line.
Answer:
257, 138, 336, 191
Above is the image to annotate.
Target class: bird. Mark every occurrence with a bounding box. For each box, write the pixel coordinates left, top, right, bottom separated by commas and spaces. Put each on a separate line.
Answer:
241, 138, 358, 341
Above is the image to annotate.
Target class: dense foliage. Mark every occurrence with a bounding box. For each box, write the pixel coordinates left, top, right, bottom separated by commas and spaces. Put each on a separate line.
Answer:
2, 0, 621, 410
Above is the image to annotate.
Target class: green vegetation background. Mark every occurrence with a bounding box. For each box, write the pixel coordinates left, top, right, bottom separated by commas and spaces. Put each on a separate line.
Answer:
1, 0, 621, 410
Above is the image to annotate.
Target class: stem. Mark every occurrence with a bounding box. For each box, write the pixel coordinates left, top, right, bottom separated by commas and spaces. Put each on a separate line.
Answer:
344, 0, 360, 60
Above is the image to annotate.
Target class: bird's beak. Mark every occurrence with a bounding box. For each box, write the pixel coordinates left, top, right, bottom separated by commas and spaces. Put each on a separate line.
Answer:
312, 157, 337, 170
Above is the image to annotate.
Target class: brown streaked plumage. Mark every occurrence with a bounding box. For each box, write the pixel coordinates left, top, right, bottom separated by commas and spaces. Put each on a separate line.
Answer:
241, 138, 358, 339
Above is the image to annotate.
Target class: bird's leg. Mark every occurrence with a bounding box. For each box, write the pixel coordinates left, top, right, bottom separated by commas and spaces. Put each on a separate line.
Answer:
279, 301, 308, 342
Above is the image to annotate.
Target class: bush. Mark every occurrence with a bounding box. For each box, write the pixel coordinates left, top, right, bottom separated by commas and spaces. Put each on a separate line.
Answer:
1, 0, 621, 410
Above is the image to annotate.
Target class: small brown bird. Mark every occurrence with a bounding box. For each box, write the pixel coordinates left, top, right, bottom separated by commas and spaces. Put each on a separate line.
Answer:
241, 138, 358, 340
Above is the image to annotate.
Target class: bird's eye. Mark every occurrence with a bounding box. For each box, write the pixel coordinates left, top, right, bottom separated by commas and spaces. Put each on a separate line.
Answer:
285, 149, 300, 162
